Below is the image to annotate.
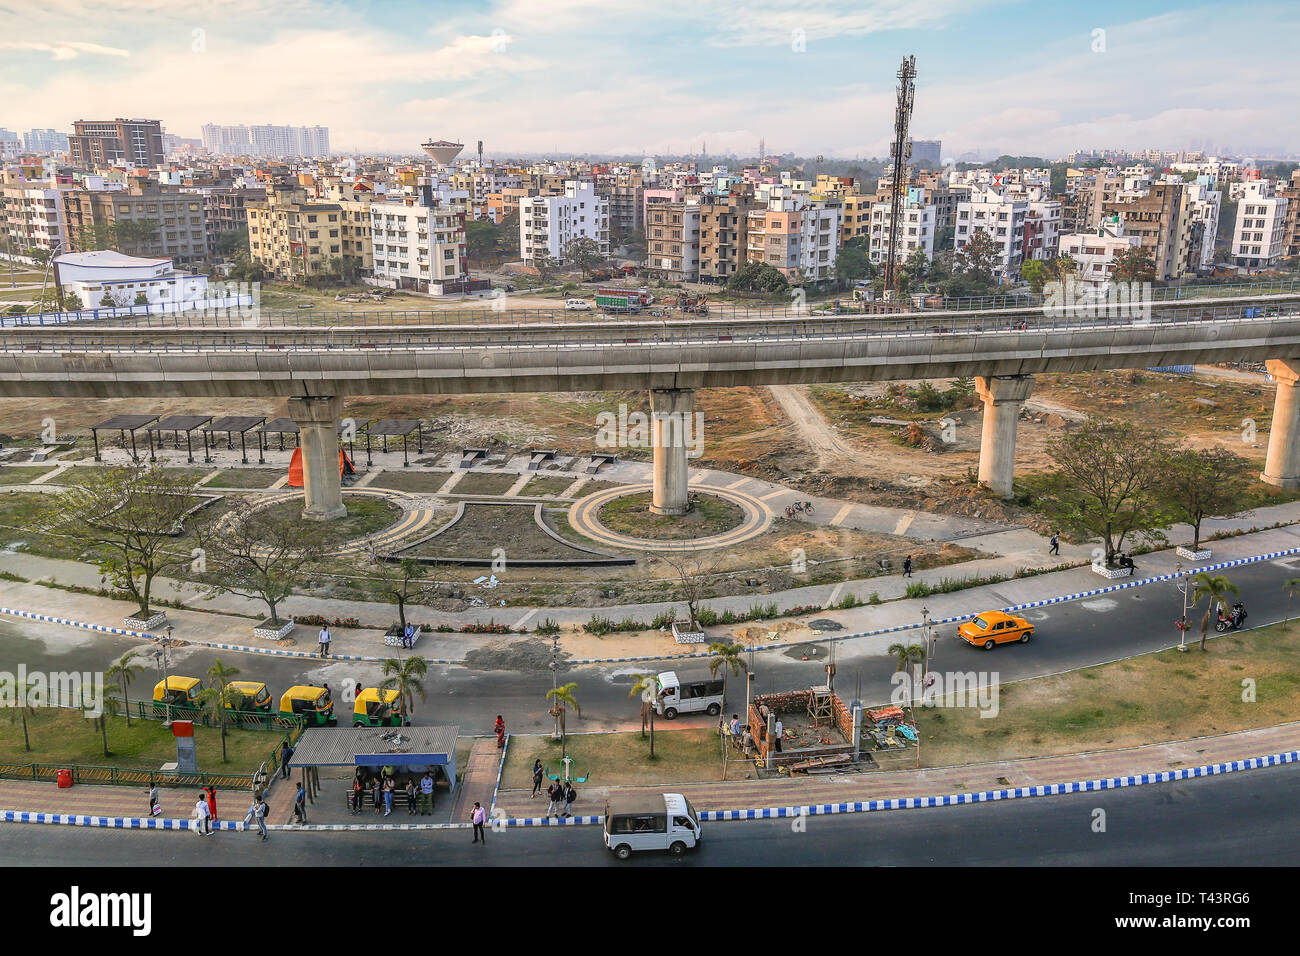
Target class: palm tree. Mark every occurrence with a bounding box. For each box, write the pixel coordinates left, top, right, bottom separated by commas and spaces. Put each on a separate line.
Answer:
707, 641, 746, 709
11, 680, 37, 751
887, 642, 926, 710
1191, 572, 1239, 652
97, 696, 120, 758
1285, 578, 1300, 628
205, 658, 241, 762
106, 652, 143, 727
629, 674, 660, 757
380, 655, 428, 720
546, 682, 581, 759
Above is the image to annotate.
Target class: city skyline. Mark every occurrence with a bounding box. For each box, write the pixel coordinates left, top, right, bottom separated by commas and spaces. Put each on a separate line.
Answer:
1, 0, 1297, 160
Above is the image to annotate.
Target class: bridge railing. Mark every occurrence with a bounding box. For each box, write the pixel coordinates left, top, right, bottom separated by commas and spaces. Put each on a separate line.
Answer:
1, 296, 1298, 354
7, 280, 1300, 331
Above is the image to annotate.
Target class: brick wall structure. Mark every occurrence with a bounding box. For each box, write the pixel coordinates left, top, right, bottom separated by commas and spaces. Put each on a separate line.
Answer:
747, 690, 859, 766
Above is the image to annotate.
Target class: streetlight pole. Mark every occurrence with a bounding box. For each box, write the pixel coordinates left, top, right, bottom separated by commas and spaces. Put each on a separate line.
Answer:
1175, 564, 1190, 653
549, 632, 560, 741
157, 625, 174, 727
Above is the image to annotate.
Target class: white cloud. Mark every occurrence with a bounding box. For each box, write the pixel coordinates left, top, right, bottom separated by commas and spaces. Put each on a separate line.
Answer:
0, 40, 130, 59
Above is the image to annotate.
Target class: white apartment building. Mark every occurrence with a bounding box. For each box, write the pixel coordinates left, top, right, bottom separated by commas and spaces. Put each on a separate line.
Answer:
203, 124, 330, 158
867, 189, 935, 265
954, 187, 1028, 280
1182, 182, 1221, 270
519, 181, 609, 265
368, 196, 466, 293
0, 181, 67, 255
1059, 216, 1142, 288
1232, 180, 1289, 267
797, 200, 840, 281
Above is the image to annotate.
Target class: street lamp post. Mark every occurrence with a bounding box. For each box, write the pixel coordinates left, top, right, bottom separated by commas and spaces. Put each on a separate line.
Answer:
156, 625, 174, 726
921, 606, 933, 683
1174, 564, 1191, 653
549, 632, 560, 741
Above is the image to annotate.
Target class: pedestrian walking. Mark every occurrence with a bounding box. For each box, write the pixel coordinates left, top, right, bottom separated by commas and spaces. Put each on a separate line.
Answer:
494, 714, 506, 750
383, 776, 395, 816
742, 726, 754, 757
1049, 533, 1060, 556
146, 783, 159, 817
203, 785, 218, 823
419, 771, 434, 815
279, 740, 293, 779
562, 781, 577, 818
546, 780, 563, 818
244, 794, 268, 841
317, 624, 332, 658
471, 802, 487, 843
293, 782, 307, 824
531, 760, 545, 797
371, 775, 382, 814
194, 793, 212, 835
774, 718, 784, 753
405, 778, 417, 815
350, 776, 364, 814
902, 555, 913, 578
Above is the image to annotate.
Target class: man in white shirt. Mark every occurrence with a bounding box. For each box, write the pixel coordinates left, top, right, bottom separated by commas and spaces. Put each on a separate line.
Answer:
318, 626, 331, 658
194, 793, 212, 835
774, 718, 784, 753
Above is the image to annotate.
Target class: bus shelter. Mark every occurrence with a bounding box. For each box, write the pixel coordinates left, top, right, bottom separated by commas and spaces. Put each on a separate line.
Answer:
286, 725, 459, 808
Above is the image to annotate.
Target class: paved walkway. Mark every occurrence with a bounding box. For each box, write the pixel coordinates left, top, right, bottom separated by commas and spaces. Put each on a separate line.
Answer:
492, 721, 1300, 820
5, 722, 1296, 825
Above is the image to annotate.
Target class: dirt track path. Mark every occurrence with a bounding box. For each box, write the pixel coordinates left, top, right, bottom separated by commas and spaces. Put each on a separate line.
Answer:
767, 384, 869, 474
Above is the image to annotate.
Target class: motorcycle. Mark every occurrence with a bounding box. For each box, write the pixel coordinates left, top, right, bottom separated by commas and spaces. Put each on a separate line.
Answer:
1214, 602, 1247, 632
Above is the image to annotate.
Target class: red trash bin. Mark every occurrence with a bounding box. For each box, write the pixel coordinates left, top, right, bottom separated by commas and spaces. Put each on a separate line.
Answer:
56, 769, 72, 788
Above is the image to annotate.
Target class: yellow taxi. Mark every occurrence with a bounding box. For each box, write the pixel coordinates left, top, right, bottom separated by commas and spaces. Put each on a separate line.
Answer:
957, 610, 1034, 650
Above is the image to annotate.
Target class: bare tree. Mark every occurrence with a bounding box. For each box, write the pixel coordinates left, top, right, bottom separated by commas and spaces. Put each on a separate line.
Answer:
38, 465, 203, 618
662, 554, 709, 632
194, 500, 329, 625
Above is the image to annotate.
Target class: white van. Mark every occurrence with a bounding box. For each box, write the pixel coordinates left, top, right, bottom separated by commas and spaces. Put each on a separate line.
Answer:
564, 298, 593, 311
654, 670, 724, 719
604, 792, 701, 859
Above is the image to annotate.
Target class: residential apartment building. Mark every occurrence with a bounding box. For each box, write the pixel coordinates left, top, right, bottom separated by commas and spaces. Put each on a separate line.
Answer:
698, 193, 755, 283
1281, 170, 1300, 260
1232, 180, 1289, 268
368, 193, 466, 292
1182, 181, 1222, 271
246, 185, 347, 280
23, 129, 69, 154
1102, 182, 1189, 281
0, 178, 67, 255
746, 193, 840, 282
70, 118, 165, 168
1059, 217, 1142, 288
519, 181, 609, 265
203, 124, 331, 159
954, 187, 1028, 280
64, 180, 207, 265
202, 186, 264, 253
868, 188, 936, 265
647, 201, 700, 282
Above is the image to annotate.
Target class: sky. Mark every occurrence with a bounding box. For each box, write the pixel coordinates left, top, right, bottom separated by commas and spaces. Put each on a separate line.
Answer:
1, 0, 1297, 161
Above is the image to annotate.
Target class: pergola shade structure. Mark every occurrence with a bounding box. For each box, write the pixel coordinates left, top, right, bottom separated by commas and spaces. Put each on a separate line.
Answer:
146, 415, 212, 464
363, 418, 424, 466
202, 415, 266, 464
89, 414, 158, 462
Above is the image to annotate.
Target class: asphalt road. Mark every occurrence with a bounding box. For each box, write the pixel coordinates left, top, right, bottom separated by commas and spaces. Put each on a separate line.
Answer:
3, 761, 1297, 866
4, 550, 1298, 735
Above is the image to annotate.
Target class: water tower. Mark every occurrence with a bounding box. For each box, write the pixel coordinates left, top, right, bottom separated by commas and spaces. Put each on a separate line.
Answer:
420, 139, 464, 166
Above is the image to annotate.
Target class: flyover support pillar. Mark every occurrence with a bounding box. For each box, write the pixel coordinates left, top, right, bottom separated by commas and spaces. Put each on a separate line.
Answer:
288, 394, 346, 520
650, 387, 694, 516
976, 374, 1034, 499
1262, 359, 1300, 488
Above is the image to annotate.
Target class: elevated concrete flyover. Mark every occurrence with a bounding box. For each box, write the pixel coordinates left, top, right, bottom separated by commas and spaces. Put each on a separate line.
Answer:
2, 293, 1298, 515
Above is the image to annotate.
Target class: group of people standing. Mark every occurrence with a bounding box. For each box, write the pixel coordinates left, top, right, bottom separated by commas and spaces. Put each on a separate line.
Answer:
349, 769, 437, 816
531, 761, 579, 817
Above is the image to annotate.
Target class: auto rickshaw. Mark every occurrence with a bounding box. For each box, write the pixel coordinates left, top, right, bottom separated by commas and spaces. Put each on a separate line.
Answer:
353, 688, 403, 727
278, 685, 336, 726
223, 681, 273, 715
152, 676, 203, 715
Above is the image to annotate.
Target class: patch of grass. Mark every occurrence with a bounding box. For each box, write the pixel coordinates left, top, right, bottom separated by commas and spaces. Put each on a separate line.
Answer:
519, 476, 576, 497
599, 491, 745, 540
451, 472, 522, 496
255, 495, 402, 545
500, 728, 721, 789
0, 708, 279, 772
915, 619, 1300, 767
370, 470, 452, 493
0, 465, 56, 484
203, 468, 285, 488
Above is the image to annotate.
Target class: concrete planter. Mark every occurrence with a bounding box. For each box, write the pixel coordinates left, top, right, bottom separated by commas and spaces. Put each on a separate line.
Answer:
1176, 546, 1212, 562
671, 621, 707, 644
384, 625, 420, 648
253, 618, 295, 641
1091, 564, 1134, 580
124, 611, 167, 631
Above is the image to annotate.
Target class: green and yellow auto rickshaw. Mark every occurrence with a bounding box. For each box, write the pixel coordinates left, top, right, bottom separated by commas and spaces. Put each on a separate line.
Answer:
353, 688, 404, 727
152, 676, 203, 716
278, 685, 336, 726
